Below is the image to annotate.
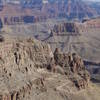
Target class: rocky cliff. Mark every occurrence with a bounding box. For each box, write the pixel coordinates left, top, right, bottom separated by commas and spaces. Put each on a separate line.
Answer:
0, 0, 100, 26
0, 34, 96, 100
51, 22, 80, 36
0, 34, 53, 100
5, 18, 100, 86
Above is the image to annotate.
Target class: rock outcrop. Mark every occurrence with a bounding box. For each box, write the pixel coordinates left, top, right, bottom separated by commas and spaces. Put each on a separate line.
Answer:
0, 34, 91, 100
49, 22, 80, 37
83, 18, 100, 29
48, 48, 90, 89
53, 23, 79, 33
0, 34, 53, 100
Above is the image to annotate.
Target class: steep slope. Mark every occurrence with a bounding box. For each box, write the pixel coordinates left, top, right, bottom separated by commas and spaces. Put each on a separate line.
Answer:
5, 18, 100, 61
6, 18, 100, 84
0, 33, 100, 100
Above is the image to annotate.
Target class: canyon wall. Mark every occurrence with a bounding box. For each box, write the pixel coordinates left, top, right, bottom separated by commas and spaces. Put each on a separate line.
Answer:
0, 34, 90, 100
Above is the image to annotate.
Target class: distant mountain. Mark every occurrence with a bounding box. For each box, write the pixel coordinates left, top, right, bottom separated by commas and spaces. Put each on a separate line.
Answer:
18, 0, 100, 20
87, 2, 100, 14
0, 0, 100, 22
42, 0, 98, 20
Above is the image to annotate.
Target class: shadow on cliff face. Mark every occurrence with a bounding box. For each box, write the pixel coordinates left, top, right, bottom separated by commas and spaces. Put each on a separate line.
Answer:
84, 60, 100, 67
84, 60, 100, 84
91, 78, 100, 84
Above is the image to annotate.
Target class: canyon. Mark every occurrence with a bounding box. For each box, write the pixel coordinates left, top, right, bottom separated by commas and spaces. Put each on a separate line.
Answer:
0, 33, 100, 100
0, 0, 99, 100
0, 0, 100, 26
4, 17, 100, 86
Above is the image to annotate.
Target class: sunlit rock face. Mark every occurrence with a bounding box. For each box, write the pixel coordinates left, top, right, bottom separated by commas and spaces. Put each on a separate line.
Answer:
0, 34, 91, 100
0, 34, 53, 100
